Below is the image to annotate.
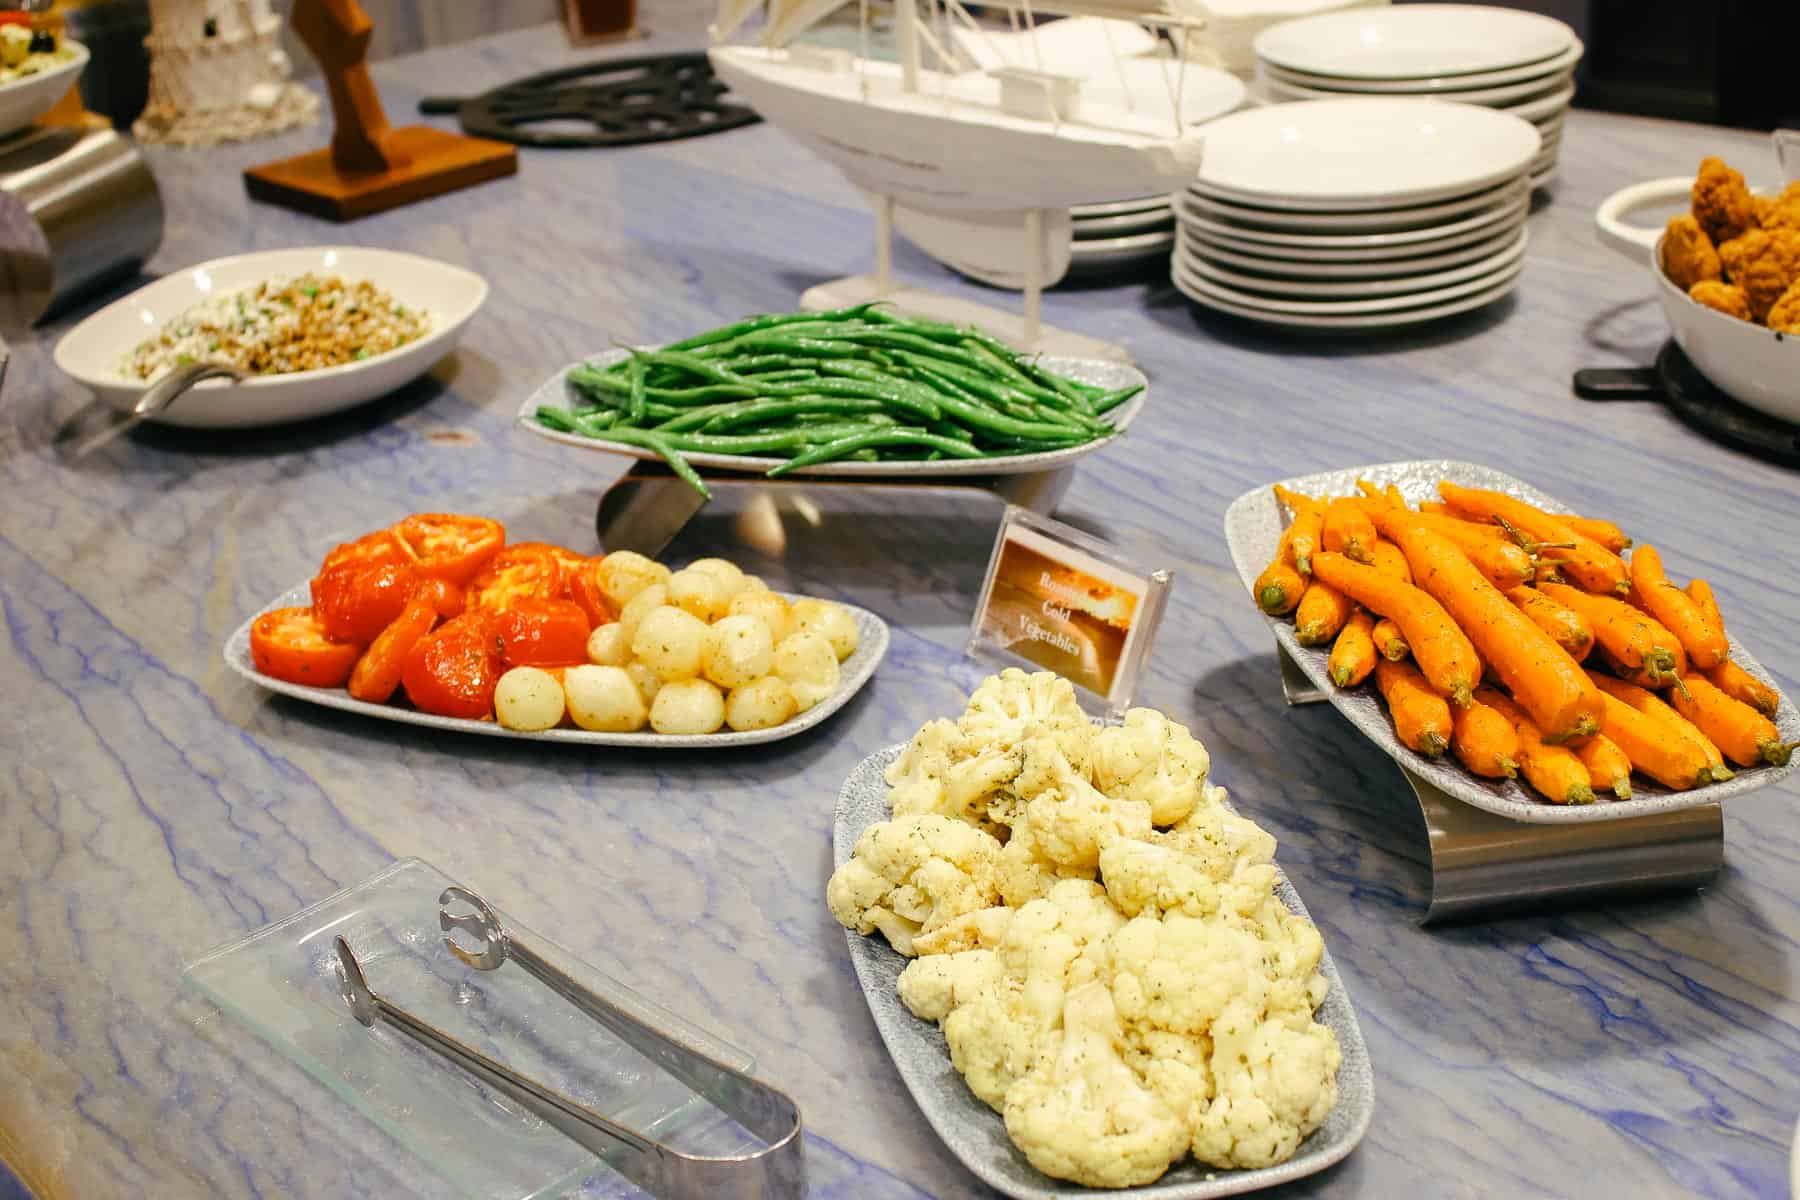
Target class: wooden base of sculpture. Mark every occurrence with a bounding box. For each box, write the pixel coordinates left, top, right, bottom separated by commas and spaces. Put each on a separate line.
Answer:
244, 125, 516, 221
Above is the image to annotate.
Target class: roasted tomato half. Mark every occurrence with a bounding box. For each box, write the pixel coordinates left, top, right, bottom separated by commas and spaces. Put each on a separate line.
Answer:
493, 597, 591, 668
401, 610, 502, 719
249, 607, 362, 687
395, 513, 505, 586
566, 556, 616, 628
467, 542, 566, 612
411, 576, 466, 620
318, 528, 416, 576
348, 595, 440, 704
311, 560, 419, 645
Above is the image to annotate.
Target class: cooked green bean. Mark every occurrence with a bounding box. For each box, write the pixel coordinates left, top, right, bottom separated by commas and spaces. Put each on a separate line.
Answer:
767, 429, 989, 475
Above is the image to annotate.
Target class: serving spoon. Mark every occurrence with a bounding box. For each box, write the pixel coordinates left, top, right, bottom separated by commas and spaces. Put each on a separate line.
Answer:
53, 360, 248, 460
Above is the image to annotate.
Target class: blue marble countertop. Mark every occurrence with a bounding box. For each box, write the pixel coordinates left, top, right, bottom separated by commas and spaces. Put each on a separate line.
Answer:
3, 14, 1798, 1200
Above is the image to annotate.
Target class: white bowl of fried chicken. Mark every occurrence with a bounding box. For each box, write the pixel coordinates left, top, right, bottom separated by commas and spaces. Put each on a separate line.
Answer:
1596, 156, 1800, 425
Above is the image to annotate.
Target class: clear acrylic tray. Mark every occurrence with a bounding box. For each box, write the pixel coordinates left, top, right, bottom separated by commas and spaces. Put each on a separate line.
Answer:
184, 858, 757, 1199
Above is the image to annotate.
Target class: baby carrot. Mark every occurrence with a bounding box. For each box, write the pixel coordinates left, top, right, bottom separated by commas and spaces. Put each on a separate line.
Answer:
1587, 672, 1731, 783
1438, 482, 1630, 595
1419, 500, 1452, 516
1371, 617, 1409, 661
1329, 610, 1377, 688
1505, 586, 1594, 662
1576, 734, 1633, 800
1371, 510, 1600, 740
1312, 552, 1480, 706
1384, 482, 1406, 507
1685, 578, 1722, 634
1376, 658, 1453, 756
1273, 484, 1324, 575
1629, 545, 1728, 670
1480, 688, 1594, 805
1451, 692, 1520, 778
1254, 517, 1307, 614
1401, 512, 1534, 589
1564, 515, 1632, 553
1367, 539, 1413, 584
1590, 692, 1712, 790
1540, 583, 1684, 686
1295, 579, 1355, 645
1670, 675, 1795, 767
1322, 497, 1377, 563
1705, 660, 1779, 718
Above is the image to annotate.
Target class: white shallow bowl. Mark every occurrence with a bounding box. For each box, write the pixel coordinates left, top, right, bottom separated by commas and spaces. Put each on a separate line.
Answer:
1256, 65, 1574, 108
1254, 4, 1575, 79
1260, 38, 1582, 93
835, 744, 1375, 1200
55, 246, 488, 429
1193, 99, 1542, 209
1224, 461, 1798, 822
1175, 188, 1527, 252
1185, 177, 1524, 232
1180, 228, 1528, 298
0, 39, 88, 139
1192, 225, 1525, 279
519, 350, 1149, 478
1174, 256, 1520, 330
226, 583, 890, 748
1177, 256, 1522, 316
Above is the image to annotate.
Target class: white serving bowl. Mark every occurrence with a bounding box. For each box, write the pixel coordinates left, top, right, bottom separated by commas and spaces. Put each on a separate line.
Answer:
0, 39, 88, 139
54, 246, 487, 428
1595, 176, 1800, 425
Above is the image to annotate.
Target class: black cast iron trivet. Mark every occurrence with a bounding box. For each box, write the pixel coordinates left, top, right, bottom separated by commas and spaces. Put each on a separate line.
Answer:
1574, 339, 1800, 469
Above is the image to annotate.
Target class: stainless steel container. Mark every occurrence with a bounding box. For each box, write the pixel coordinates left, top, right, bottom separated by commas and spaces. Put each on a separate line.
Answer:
0, 123, 163, 328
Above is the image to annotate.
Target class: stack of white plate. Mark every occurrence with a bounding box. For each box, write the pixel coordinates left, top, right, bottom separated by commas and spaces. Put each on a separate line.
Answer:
1251, 4, 1581, 188
1069, 195, 1175, 276
1171, 98, 1541, 331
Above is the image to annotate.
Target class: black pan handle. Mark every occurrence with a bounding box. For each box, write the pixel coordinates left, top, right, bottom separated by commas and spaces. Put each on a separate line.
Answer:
1572, 366, 1662, 402
418, 96, 465, 115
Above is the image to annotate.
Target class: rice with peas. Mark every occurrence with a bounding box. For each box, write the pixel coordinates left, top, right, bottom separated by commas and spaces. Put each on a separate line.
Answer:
122, 274, 431, 381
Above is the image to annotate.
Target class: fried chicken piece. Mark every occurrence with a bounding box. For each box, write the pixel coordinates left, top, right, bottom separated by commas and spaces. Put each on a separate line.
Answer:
1768, 280, 1800, 334
1692, 156, 1758, 245
1760, 181, 1800, 234
1661, 214, 1722, 290
1688, 280, 1751, 322
1718, 227, 1800, 323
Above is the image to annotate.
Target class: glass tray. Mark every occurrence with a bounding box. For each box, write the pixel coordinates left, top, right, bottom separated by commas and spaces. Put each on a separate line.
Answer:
184, 858, 757, 1200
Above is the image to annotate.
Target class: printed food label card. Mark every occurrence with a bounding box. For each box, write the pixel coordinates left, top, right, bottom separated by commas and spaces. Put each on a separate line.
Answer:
968, 507, 1171, 714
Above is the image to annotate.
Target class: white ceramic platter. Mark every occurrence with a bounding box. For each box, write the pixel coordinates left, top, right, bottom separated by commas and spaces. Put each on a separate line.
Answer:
1190, 225, 1524, 279
1223, 461, 1798, 823
1254, 4, 1576, 80
1262, 40, 1581, 93
518, 351, 1148, 478
1184, 178, 1524, 232
1193, 100, 1542, 209
1257, 66, 1574, 108
1506, 85, 1576, 123
0, 39, 88, 138
1172, 257, 1519, 330
54, 246, 488, 429
1176, 257, 1522, 316
835, 745, 1375, 1200
1175, 189, 1527, 251
225, 584, 890, 748
1179, 228, 1528, 298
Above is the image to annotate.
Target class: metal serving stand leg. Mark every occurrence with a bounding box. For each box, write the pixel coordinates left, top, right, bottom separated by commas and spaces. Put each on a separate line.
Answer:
595, 460, 1077, 558
1276, 644, 1724, 925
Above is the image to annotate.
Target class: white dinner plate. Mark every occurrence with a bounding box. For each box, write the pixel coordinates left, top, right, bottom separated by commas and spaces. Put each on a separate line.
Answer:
1256, 66, 1575, 108
1175, 188, 1527, 251
0, 39, 88, 139
1507, 84, 1576, 123
1176, 254, 1522, 315
1070, 208, 1175, 237
226, 584, 890, 748
1188, 225, 1524, 278
1254, 4, 1576, 80
1184, 178, 1524, 232
518, 351, 1148, 478
1178, 228, 1528, 298
54, 246, 488, 429
1260, 39, 1583, 93
1193, 100, 1542, 209
1069, 195, 1168, 218
1173, 256, 1520, 330
1067, 228, 1174, 271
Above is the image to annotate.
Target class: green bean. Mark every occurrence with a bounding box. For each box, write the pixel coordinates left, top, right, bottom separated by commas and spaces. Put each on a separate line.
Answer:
534, 405, 577, 432
898, 354, 1076, 427
768, 429, 989, 475
626, 354, 648, 421
697, 396, 888, 433
640, 349, 751, 386
596, 428, 712, 498
750, 369, 825, 384
661, 305, 878, 353
751, 377, 942, 422
572, 410, 620, 435
567, 367, 758, 406
1093, 383, 1143, 415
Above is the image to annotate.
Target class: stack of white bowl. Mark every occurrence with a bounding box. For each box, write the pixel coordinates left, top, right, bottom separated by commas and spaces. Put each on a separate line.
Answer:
1251, 4, 1581, 188
1171, 97, 1542, 331
1068, 196, 1176, 277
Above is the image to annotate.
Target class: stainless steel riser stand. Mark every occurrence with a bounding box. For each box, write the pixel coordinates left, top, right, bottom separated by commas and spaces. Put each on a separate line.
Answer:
1276, 643, 1724, 926
594, 460, 1077, 558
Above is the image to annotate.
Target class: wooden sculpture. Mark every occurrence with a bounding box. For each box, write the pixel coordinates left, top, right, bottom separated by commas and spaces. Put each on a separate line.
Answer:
243, 0, 516, 221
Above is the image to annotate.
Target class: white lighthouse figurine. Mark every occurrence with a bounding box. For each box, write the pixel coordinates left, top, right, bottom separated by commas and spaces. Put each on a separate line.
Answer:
134, 0, 319, 146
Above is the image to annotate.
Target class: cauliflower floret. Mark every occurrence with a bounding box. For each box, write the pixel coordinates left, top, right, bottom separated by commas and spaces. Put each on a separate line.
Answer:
825, 815, 1001, 956
885, 717, 963, 790
1250, 894, 1330, 1018
1090, 708, 1212, 826
959, 668, 1094, 774
1017, 741, 1152, 869
897, 947, 1004, 1022
1122, 1025, 1215, 1118
1105, 911, 1271, 1036
1190, 997, 1341, 1170
942, 980, 1050, 1109
1003, 982, 1192, 1189
910, 904, 1013, 957
996, 818, 1095, 907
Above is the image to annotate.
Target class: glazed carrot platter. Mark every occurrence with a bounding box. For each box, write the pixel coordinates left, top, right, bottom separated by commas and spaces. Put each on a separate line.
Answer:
1224, 461, 1797, 824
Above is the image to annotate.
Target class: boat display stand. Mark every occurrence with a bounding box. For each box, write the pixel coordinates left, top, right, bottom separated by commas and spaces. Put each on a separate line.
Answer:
1275, 644, 1725, 925
593, 459, 1077, 559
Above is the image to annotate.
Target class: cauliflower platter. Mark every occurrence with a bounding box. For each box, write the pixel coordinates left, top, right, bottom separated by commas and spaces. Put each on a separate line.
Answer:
827, 670, 1372, 1196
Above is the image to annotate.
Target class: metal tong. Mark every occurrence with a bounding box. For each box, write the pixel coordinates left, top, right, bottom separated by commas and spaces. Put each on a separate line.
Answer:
332, 886, 805, 1199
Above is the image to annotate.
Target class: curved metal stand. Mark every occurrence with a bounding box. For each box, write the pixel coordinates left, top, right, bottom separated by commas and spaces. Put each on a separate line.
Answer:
1277, 643, 1724, 926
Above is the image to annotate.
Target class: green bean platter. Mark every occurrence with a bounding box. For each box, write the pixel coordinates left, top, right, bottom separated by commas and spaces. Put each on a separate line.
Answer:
517, 306, 1149, 497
